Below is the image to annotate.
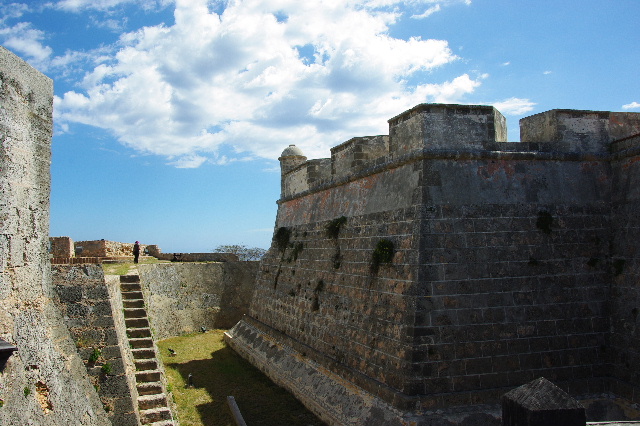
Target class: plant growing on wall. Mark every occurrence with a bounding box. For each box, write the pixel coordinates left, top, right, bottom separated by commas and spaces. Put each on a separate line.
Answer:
288, 242, 304, 262
536, 211, 553, 234
88, 347, 101, 364
274, 227, 291, 253
326, 216, 347, 239
371, 239, 395, 274
100, 363, 112, 375
311, 280, 325, 312
326, 216, 347, 269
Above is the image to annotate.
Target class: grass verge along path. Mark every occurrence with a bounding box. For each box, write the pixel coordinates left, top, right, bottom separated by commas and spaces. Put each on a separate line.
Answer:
158, 330, 327, 426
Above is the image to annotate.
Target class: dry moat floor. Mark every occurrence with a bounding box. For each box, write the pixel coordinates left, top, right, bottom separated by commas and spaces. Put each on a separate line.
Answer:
158, 330, 327, 426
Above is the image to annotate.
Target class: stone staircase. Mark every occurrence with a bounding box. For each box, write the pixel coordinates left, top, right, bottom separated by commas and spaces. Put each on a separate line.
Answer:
120, 274, 176, 426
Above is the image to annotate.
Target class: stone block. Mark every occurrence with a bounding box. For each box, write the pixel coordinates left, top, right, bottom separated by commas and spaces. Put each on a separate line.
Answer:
502, 377, 586, 426
55, 285, 83, 303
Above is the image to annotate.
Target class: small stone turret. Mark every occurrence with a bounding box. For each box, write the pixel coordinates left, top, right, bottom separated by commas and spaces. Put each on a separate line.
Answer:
278, 144, 307, 175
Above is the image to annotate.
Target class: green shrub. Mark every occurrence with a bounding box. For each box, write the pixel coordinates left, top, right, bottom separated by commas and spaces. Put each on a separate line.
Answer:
274, 227, 291, 253
326, 216, 347, 239
371, 239, 394, 273
89, 348, 101, 363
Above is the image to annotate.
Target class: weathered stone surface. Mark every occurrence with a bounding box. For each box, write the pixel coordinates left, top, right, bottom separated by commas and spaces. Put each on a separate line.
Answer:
51, 259, 138, 426
227, 103, 640, 425
0, 46, 110, 426
139, 262, 258, 339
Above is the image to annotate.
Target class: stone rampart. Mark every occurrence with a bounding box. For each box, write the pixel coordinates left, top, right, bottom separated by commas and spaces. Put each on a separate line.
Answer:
51, 264, 138, 426
138, 262, 258, 340
75, 240, 147, 258
50, 236, 74, 257
0, 46, 110, 426
152, 252, 239, 262
226, 103, 640, 425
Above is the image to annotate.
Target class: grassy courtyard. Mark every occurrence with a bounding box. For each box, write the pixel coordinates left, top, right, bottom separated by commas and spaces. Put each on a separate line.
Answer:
157, 330, 327, 426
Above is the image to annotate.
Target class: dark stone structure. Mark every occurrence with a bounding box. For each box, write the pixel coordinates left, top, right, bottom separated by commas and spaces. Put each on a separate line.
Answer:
502, 377, 586, 426
226, 104, 640, 425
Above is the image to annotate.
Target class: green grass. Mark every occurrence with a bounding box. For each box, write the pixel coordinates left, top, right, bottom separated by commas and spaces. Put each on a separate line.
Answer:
102, 258, 167, 275
158, 330, 326, 426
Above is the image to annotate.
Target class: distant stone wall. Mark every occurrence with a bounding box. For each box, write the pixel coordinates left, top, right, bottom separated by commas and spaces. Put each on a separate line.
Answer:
139, 262, 258, 340
153, 252, 239, 262
0, 46, 110, 426
50, 236, 74, 257
75, 240, 147, 258
51, 265, 138, 426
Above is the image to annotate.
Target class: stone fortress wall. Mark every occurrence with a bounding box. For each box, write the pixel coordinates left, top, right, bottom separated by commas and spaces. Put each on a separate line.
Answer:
51, 264, 139, 426
0, 46, 111, 426
226, 104, 640, 425
138, 262, 258, 340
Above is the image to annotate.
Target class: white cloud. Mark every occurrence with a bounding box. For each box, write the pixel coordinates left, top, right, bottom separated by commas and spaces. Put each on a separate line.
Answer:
622, 102, 640, 110
167, 154, 208, 168
492, 97, 536, 115
0, 23, 52, 70
543, 70, 552, 75
411, 4, 441, 19
52, 0, 168, 12
52, 0, 481, 165
501, 61, 510, 66
0, 3, 30, 22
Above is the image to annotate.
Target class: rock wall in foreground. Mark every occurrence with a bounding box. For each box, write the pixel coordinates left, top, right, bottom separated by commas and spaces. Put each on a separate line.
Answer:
0, 46, 110, 426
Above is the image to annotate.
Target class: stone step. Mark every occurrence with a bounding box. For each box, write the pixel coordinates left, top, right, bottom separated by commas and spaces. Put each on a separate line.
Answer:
124, 308, 147, 319
139, 407, 172, 424
135, 358, 158, 371
120, 275, 140, 283
138, 393, 168, 411
145, 421, 174, 426
137, 381, 163, 396
129, 338, 154, 349
131, 348, 156, 360
123, 299, 145, 309
121, 282, 142, 292
127, 327, 152, 339
122, 291, 143, 300
125, 317, 149, 328
136, 370, 162, 383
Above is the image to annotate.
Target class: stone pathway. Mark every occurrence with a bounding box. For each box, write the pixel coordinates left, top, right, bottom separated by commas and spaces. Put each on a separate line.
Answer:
120, 274, 176, 426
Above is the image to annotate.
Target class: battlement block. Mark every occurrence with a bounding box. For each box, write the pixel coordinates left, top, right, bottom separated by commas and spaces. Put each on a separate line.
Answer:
388, 103, 507, 155
306, 158, 331, 187
330, 135, 389, 179
520, 109, 640, 154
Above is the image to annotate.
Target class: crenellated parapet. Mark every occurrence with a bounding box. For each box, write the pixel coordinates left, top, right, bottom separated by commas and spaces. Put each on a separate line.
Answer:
280, 103, 640, 200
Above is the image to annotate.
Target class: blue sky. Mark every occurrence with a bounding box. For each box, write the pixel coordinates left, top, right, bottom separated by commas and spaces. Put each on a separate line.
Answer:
2, 0, 639, 252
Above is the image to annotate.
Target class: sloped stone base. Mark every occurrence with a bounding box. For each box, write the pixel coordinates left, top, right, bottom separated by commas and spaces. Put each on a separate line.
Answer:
224, 317, 501, 426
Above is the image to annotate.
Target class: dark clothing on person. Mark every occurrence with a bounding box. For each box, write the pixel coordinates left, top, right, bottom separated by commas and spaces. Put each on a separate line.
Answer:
133, 242, 140, 263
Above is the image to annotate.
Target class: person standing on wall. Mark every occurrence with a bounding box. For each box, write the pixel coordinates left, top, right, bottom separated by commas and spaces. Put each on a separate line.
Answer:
133, 241, 140, 264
